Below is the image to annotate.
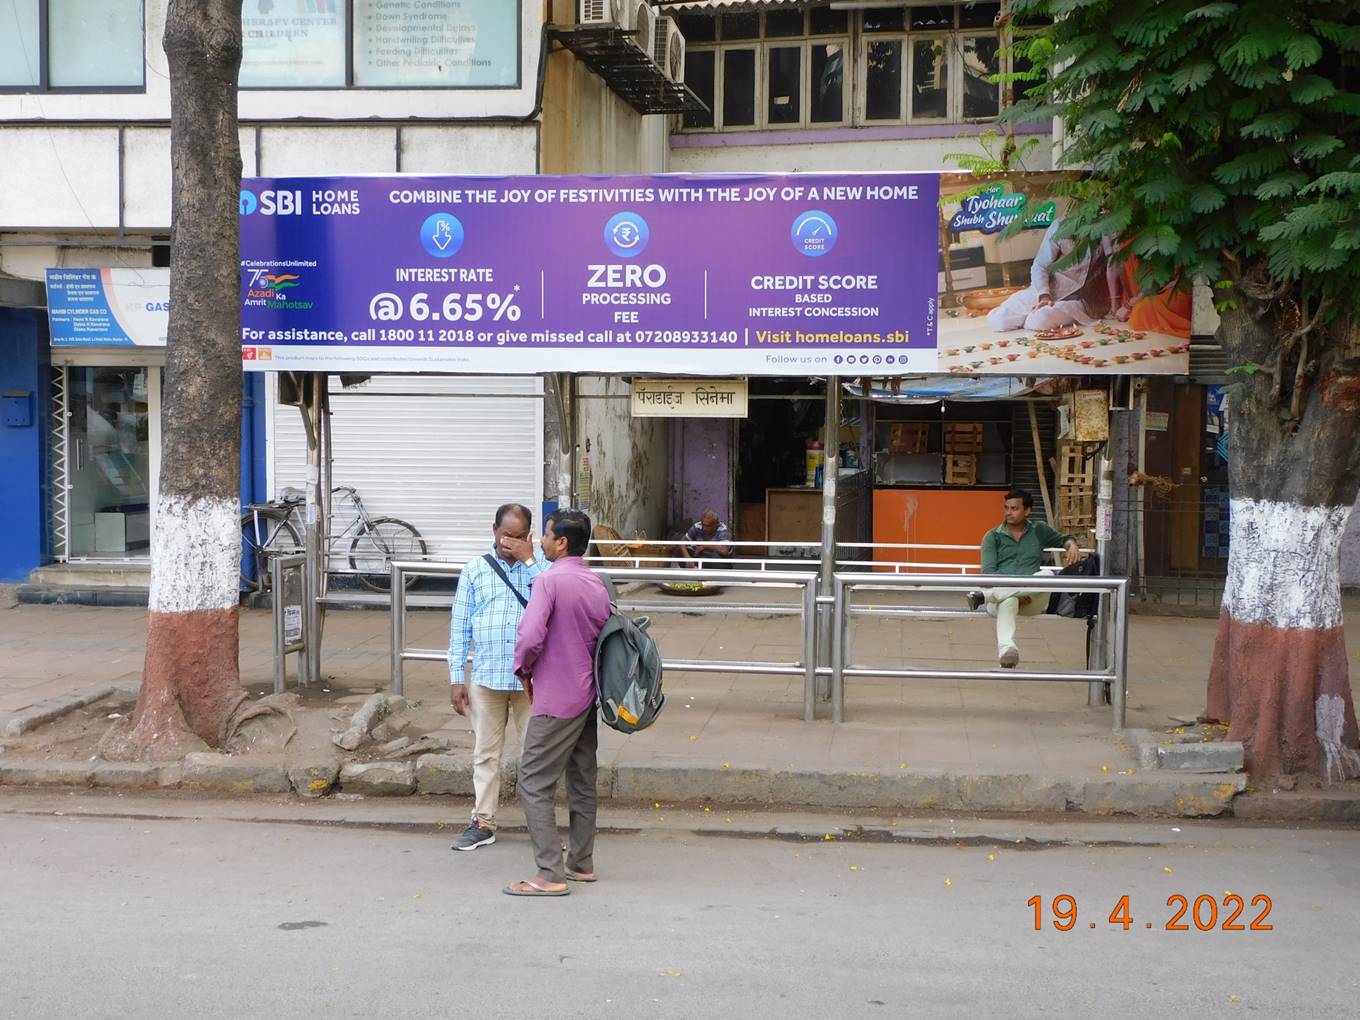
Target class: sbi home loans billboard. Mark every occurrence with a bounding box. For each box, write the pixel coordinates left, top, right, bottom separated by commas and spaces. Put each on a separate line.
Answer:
237, 172, 1190, 377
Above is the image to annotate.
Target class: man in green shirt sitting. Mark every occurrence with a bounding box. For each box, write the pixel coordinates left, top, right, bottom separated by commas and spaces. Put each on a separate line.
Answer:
976, 489, 1084, 669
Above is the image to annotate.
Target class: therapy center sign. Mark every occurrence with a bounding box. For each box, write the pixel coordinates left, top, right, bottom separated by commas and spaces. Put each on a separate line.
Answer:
238, 172, 1191, 377
240, 173, 938, 375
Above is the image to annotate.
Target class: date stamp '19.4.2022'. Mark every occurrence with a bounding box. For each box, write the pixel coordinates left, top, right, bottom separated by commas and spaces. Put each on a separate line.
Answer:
1028, 894, 1274, 932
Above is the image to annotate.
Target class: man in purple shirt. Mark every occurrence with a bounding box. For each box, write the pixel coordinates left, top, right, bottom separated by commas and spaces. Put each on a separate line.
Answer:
504, 509, 612, 897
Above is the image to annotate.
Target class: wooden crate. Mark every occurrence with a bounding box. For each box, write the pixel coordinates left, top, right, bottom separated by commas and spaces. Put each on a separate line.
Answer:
943, 422, 984, 454
1058, 489, 1096, 532
1056, 442, 1096, 489
1056, 441, 1097, 531
944, 454, 977, 486
888, 422, 930, 454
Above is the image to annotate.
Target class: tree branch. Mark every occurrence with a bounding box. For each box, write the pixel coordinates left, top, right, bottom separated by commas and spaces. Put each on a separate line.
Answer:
1288, 335, 1309, 422
1287, 297, 1333, 346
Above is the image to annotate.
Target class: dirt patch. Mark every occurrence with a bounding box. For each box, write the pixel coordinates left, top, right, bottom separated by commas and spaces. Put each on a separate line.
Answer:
5, 683, 472, 770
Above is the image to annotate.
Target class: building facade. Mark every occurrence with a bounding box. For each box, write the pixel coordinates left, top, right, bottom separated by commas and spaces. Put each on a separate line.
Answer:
2, 0, 1356, 592
0, 0, 673, 586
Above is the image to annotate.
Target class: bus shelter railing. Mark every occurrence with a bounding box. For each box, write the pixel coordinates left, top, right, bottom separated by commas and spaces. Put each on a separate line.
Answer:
388, 561, 821, 721
830, 571, 1129, 729
586, 538, 1071, 576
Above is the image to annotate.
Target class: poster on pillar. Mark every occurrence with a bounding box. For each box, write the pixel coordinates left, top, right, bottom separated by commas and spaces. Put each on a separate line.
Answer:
937, 172, 1191, 375
237, 172, 1190, 376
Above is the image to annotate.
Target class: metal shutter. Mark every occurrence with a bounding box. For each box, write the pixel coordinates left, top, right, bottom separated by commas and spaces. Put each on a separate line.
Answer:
266, 374, 544, 569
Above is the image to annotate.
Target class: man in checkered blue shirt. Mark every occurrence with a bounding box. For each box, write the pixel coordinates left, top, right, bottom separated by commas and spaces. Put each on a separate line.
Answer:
448, 503, 546, 851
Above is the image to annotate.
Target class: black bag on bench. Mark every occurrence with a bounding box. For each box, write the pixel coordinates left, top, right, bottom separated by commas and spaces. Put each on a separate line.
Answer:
1046, 552, 1102, 619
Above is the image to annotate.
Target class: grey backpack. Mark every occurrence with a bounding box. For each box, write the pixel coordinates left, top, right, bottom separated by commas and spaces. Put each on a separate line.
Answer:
594, 609, 664, 733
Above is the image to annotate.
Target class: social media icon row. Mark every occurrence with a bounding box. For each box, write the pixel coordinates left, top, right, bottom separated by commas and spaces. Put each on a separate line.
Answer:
833, 355, 899, 365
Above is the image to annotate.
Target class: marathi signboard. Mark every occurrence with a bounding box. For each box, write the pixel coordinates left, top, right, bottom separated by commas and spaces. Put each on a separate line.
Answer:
237, 172, 1190, 376
46, 269, 169, 347
630, 378, 748, 417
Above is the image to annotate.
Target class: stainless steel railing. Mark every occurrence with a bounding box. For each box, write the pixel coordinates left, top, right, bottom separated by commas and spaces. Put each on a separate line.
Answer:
388, 562, 822, 721
829, 571, 1129, 729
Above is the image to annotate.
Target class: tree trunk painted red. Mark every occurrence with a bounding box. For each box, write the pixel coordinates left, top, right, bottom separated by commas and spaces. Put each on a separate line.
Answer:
1204, 300, 1360, 785
109, 1, 246, 760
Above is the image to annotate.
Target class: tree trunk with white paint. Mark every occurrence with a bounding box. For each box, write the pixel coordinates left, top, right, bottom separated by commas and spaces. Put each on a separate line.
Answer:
1205, 297, 1360, 784
105, 0, 246, 760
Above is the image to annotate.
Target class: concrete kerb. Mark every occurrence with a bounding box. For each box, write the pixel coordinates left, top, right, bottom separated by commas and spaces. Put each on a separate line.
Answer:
1, 686, 117, 738
0, 756, 1263, 818
181, 753, 291, 795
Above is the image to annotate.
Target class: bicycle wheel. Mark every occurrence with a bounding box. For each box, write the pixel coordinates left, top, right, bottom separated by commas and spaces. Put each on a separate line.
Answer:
240, 510, 302, 592
349, 518, 428, 593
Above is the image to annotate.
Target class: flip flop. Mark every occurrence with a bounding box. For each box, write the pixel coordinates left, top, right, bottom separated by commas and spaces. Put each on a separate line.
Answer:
565, 869, 597, 883
503, 879, 569, 897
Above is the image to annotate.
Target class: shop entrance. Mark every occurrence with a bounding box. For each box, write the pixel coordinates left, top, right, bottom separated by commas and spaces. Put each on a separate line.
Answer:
733, 378, 869, 556
50, 357, 161, 562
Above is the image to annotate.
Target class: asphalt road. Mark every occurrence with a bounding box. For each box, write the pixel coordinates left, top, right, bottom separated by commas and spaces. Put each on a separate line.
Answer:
0, 795, 1356, 1019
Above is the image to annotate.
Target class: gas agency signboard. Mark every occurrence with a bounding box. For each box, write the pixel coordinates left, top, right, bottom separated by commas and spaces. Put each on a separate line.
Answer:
238, 172, 1190, 377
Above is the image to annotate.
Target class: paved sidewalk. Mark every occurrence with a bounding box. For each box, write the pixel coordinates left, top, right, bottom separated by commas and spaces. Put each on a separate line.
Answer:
4, 589, 1358, 787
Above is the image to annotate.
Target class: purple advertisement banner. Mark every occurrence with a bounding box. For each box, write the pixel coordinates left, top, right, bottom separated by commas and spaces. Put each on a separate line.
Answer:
239, 173, 941, 375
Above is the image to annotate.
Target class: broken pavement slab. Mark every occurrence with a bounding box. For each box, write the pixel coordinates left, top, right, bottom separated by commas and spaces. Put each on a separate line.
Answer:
333, 693, 408, 751
1124, 727, 1246, 773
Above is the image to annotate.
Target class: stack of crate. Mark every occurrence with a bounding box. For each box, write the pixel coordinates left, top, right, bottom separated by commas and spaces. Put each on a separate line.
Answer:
943, 422, 983, 486
888, 422, 930, 454
1056, 441, 1096, 532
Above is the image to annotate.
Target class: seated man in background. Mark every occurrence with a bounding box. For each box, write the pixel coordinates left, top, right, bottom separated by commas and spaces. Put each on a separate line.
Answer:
680, 510, 736, 568
975, 489, 1083, 669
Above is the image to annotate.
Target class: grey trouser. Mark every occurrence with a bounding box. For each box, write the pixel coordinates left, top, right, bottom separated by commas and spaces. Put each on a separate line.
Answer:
518, 707, 598, 883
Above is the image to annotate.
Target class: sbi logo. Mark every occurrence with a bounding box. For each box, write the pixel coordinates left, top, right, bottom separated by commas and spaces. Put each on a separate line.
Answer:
239, 189, 303, 216
604, 211, 649, 258
791, 210, 838, 257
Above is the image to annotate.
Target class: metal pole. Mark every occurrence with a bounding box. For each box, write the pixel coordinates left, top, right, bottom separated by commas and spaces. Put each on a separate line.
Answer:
390, 562, 405, 696
304, 373, 323, 687
831, 575, 846, 724
802, 577, 817, 722
1113, 579, 1129, 730
1089, 454, 1114, 706
816, 378, 841, 699
272, 567, 286, 695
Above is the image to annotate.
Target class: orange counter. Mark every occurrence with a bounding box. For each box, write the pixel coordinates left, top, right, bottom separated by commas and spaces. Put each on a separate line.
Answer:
871, 488, 1005, 571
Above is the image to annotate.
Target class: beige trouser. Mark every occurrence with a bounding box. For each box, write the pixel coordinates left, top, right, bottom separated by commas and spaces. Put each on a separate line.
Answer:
985, 586, 1047, 656
468, 682, 531, 829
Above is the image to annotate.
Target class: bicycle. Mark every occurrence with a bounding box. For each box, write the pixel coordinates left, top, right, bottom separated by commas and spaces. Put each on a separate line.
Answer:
241, 484, 427, 594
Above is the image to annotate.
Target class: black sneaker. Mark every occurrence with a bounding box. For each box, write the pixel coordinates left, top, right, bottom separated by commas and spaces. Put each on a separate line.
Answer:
966, 591, 985, 612
451, 821, 496, 851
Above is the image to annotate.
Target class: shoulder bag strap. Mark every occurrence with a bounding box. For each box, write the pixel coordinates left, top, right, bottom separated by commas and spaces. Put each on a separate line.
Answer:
482, 553, 529, 609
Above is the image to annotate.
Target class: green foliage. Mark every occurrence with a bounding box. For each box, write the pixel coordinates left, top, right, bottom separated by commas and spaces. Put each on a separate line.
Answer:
1002, 0, 1360, 312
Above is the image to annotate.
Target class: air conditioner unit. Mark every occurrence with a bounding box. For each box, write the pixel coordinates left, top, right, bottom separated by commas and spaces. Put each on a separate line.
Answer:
631, 2, 657, 58
579, 0, 629, 28
655, 17, 685, 83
